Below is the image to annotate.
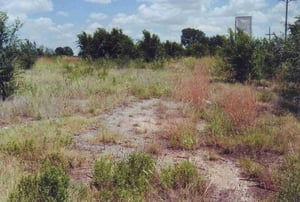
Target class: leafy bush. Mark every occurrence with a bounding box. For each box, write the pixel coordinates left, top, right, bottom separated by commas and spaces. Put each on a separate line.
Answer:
222, 29, 257, 82
18, 39, 38, 69
210, 56, 232, 81
0, 12, 22, 100
93, 157, 114, 189
9, 165, 70, 202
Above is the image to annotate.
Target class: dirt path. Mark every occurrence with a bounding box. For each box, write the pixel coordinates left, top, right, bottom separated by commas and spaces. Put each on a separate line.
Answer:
73, 98, 257, 201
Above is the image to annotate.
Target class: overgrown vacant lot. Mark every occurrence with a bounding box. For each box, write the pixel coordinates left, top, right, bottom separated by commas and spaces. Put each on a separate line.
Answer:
0, 56, 299, 201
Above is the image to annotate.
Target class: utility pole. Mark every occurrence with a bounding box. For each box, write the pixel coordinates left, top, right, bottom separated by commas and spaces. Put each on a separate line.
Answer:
282, 0, 296, 41
265, 27, 272, 40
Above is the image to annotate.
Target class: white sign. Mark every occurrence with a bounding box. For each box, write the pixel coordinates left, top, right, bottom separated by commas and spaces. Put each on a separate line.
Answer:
235, 16, 252, 36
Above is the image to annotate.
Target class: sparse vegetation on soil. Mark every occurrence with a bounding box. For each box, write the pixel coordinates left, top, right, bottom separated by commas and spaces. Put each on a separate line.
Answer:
0, 56, 299, 201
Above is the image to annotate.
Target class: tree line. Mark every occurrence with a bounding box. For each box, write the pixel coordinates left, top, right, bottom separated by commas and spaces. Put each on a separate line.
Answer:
76, 28, 226, 61
0, 10, 299, 102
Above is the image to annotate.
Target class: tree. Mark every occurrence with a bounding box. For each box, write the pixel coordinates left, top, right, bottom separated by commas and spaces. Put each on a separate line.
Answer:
77, 31, 93, 58
181, 28, 209, 57
208, 35, 226, 55
139, 30, 162, 62
222, 29, 256, 82
284, 16, 300, 95
55, 46, 74, 56
0, 12, 22, 100
77, 28, 135, 59
18, 39, 38, 69
164, 40, 183, 58
181, 28, 207, 47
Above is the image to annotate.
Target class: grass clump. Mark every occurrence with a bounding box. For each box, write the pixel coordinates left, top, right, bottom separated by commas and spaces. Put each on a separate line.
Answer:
165, 122, 199, 150
160, 161, 206, 200
278, 154, 300, 201
218, 86, 258, 132
240, 157, 264, 179
204, 105, 233, 136
92, 152, 155, 201
258, 90, 275, 102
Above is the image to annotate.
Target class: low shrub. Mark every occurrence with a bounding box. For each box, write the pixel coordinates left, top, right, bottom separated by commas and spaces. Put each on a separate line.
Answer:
8, 164, 70, 202
92, 152, 155, 201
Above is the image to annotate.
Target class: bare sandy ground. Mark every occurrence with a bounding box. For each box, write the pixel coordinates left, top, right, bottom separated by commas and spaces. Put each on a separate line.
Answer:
73, 98, 258, 201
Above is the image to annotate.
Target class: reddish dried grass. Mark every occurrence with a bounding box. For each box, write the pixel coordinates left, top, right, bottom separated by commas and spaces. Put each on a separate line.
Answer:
219, 86, 258, 131
175, 64, 211, 111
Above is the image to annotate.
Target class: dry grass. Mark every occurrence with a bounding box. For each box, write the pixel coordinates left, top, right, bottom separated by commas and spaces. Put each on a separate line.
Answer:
218, 86, 258, 132
87, 126, 121, 145
145, 142, 162, 155
0, 56, 299, 201
162, 121, 199, 150
175, 64, 211, 111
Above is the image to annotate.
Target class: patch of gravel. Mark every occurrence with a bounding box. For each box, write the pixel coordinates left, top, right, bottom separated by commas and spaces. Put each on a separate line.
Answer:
72, 98, 257, 201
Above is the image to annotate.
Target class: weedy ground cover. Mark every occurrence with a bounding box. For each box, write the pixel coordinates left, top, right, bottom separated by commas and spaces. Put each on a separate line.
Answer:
0, 56, 299, 201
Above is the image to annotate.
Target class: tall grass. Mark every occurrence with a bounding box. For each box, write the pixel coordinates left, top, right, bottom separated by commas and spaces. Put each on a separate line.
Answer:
0, 57, 173, 124
175, 64, 211, 111
218, 86, 258, 132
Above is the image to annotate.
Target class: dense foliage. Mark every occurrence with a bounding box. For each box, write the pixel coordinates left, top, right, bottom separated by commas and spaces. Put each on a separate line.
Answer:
9, 164, 70, 202
55, 46, 74, 56
0, 12, 21, 100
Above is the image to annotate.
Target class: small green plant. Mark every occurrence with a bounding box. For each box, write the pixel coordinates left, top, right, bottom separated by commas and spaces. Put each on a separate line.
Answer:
204, 105, 233, 136
161, 161, 200, 189
278, 154, 300, 201
167, 122, 198, 150
240, 157, 263, 178
259, 91, 274, 102
160, 161, 206, 200
93, 156, 114, 189
131, 83, 170, 99
8, 164, 70, 202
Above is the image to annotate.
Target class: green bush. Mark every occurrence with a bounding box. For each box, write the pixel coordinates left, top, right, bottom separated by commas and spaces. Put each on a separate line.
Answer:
93, 157, 114, 189
92, 152, 155, 201
222, 29, 257, 82
18, 39, 38, 70
0, 12, 22, 100
9, 165, 70, 202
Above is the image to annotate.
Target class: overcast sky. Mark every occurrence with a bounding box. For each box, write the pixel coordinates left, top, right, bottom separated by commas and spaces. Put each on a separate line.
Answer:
1, 0, 299, 53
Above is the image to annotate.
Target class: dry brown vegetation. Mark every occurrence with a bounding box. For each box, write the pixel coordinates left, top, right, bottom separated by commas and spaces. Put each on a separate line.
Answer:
219, 86, 258, 132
